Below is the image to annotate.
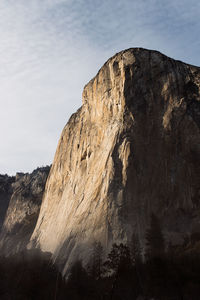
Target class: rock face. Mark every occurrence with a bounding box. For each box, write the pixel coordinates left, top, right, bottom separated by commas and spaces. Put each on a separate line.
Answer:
0, 175, 15, 230
0, 166, 50, 256
30, 48, 200, 274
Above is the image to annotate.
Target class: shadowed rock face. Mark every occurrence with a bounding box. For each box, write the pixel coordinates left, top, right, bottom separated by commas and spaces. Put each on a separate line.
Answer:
0, 166, 50, 256
30, 48, 200, 274
0, 175, 15, 230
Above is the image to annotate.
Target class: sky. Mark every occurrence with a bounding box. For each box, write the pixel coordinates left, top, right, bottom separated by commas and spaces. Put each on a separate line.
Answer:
0, 0, 199, 175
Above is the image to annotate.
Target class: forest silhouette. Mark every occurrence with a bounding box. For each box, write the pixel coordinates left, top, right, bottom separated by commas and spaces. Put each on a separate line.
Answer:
0, 214, 200, 299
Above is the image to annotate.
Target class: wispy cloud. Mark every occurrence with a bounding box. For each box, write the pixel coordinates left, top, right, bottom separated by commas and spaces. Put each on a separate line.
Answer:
0, 0, 199, 174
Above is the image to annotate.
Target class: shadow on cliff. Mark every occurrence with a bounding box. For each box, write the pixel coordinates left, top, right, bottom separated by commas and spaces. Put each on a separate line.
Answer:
0, 249, 69, 299
0, 237, 200, 299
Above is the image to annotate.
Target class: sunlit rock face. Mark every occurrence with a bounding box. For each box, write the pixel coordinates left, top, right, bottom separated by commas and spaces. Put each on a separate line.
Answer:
0, 167, 50, 256
30, 48, 200, 274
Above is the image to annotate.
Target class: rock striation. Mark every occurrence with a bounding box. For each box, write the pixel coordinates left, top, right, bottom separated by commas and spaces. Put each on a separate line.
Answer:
30, 48, 200, 274
0, 166, 50, 256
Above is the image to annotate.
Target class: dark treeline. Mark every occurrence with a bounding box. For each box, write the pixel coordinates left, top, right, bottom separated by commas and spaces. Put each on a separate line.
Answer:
66, 214, 200, 300
0, 249, 67, 299
1, 214, 200, 299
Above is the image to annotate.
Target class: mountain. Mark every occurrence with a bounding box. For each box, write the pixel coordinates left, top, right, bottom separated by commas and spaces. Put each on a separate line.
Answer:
0, 174, 15, 230
0, 167, 50, 255
27, 48, 200, 274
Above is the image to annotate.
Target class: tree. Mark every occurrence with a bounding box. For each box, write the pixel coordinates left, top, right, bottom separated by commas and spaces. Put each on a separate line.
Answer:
87, 241, 104, 280
130, 233, 142, 266
67, 260, 91, 299
104, 243, 132, 275
145, 213, 165, 260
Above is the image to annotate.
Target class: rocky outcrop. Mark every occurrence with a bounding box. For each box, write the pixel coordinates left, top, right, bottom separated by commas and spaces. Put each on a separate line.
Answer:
30, 48, 200, 274
0, 175, 15, 230
0, 166, 50, 256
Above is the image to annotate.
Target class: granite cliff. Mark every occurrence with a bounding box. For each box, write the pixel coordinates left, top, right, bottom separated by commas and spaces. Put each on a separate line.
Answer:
0, 175, 15, 230
29, 48, 200, 274
0, 166, 50, 255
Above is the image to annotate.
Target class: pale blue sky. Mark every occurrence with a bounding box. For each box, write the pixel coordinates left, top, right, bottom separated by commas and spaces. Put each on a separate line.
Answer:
0, 0, 199, 174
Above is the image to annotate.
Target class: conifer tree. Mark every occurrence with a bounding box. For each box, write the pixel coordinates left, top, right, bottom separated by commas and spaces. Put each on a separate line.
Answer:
130, 233, 142, 265
88, 241, 104, 280
104, 243, 132, 275
145, 213, 165, 260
